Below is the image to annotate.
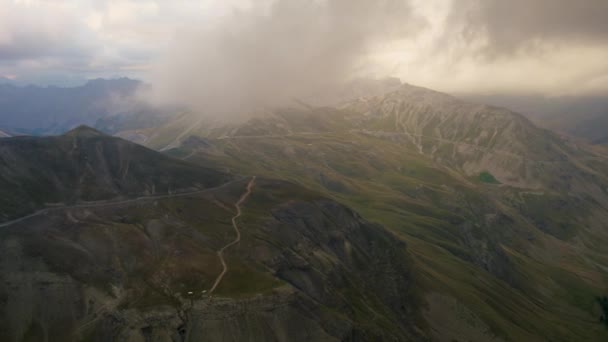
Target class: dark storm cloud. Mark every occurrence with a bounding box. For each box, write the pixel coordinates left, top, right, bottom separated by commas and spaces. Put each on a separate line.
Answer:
449, 0, 608, 57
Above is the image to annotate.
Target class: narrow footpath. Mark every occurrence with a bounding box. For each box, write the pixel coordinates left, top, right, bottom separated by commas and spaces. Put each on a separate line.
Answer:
208, 176, 256, 294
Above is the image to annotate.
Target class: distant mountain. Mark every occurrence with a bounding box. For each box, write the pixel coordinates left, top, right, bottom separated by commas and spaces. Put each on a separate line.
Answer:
0, 129, 10, 138
0, 78, 169, 136
462, 94, 608, 144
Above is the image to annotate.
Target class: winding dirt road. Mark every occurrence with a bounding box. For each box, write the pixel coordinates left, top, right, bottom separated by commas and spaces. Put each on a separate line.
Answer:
208, 176, 256, 294
0, 179, 241, 228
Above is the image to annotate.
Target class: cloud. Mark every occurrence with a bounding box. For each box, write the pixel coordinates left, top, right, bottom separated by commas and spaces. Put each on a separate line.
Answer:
0, 0, 195, 85
382, 0, 608, 96
446, 0, 608, 58
2, 0, 608, 97
0, 2, 96, 61
146, 0, 426, 117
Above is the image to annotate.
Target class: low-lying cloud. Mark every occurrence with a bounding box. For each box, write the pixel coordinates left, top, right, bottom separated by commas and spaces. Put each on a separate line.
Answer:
147, 0, 425, 117
448, 0, 608, 58
3, 0, 608, 97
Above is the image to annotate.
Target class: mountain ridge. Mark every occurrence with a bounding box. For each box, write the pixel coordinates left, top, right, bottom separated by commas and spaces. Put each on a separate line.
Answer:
0, 126, 232, 222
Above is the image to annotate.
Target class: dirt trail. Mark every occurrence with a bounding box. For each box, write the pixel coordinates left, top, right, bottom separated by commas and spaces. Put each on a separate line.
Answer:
0, 179, 241, 228
208, 176, 256, 294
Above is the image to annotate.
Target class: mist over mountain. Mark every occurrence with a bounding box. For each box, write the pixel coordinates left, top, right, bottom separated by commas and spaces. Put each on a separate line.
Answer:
0, 78, 167, 136
146, 0, 425, 118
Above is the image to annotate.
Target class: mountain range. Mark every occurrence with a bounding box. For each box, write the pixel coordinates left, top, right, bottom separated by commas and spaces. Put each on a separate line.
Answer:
130, 82, 608, 341
0, 78, 171, 136
2, 81, 608, 341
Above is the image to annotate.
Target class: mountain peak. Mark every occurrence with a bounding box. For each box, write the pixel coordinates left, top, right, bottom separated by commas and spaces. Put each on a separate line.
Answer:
63, 125, 105, 138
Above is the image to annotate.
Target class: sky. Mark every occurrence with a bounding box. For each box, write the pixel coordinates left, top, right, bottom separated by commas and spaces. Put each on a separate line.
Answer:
1, 0, 608, 98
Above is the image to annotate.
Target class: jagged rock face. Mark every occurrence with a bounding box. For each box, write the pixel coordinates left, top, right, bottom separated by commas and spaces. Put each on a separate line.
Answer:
256, 199, 415, 340
0, 179, 421, 342
265, 200, 412, 318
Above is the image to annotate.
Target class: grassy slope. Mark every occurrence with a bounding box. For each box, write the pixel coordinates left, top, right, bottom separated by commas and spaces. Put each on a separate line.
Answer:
169, 131, 608, 341
1, 171, 424, 340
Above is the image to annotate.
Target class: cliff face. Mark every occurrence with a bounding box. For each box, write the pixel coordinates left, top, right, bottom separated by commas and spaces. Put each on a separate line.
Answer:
0, 179, 420, 342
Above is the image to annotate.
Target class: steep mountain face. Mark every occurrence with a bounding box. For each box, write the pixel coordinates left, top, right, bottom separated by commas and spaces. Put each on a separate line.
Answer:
0, 126, 231, 222
0, 130, 10, 138
152, 84, 608, 341
0, 130, 424, 341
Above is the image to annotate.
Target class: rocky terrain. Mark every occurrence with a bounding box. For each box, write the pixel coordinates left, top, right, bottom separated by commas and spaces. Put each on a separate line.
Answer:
0, 129, 424, 341
3, 81, 608, 341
